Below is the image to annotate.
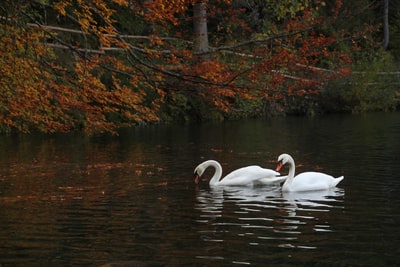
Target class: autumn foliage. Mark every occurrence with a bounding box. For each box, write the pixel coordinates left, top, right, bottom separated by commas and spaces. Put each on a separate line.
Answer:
1, 0, 161, 133
0, 0, 370, 133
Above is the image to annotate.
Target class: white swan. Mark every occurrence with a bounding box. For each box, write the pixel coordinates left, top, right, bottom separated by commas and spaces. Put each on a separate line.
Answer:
276, 154, 344, 192
194, 160, 287, 186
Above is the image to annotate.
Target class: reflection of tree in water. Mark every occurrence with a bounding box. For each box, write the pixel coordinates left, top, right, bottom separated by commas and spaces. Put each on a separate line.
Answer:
0, 133, 180, 266
0, 134, 171, 203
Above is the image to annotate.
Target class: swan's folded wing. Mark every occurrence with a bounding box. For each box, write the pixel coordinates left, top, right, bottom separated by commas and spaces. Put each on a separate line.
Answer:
290, 172, 343, 191
255, 175, 288, 185
219, 166, 280, 186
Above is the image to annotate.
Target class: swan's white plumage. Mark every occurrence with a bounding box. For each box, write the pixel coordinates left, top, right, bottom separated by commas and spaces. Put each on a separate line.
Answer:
276, 154, 344, 192
194, 160, 285, 186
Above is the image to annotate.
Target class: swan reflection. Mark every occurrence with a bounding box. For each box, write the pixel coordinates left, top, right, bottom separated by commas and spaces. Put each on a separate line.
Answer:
282, 187, 345, 209
196, 186, 344, 210
195, 186, 345, 251
279, 188, 345, 236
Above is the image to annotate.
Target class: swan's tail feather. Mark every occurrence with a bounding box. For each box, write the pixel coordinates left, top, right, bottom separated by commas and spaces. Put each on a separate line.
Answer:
332, 176, 344, 187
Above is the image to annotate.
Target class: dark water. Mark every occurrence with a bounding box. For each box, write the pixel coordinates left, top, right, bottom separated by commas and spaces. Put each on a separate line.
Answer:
0, 113, 399, 266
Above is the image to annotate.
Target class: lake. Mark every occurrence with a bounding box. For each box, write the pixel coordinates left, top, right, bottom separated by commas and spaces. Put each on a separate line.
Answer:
0, 113, 399, 266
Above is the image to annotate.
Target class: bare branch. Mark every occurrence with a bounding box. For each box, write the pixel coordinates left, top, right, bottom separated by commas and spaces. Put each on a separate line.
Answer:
204, 28, 313, 54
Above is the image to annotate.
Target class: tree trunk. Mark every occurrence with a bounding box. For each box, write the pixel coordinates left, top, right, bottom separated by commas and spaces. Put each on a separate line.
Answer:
383, 0, 389, 50
193, 1, 210, 61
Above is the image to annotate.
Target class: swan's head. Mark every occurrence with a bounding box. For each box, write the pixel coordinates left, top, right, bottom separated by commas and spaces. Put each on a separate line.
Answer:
194, 163, 206, 184
276, 153, 292, 171
194, 160, 220, 184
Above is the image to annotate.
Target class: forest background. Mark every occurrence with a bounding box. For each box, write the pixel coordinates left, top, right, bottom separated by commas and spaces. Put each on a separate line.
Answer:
1, 0, 399, 134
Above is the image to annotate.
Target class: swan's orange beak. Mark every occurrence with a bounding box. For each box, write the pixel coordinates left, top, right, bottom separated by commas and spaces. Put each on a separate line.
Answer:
194, 173, 200, 184
276, 161, 283, 172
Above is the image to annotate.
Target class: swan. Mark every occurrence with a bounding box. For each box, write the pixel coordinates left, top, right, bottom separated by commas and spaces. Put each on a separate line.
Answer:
194, 160, 287, 186
276, 154, 344, 192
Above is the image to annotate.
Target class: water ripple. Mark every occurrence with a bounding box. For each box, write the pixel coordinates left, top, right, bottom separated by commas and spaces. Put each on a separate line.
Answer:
195, 186, 345, 254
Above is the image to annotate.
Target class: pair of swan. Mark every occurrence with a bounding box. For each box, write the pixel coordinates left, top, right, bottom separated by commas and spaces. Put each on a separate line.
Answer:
194, 153, 344, 192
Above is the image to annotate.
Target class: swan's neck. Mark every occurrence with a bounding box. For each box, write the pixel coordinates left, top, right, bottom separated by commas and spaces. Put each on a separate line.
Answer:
207, 161, 223, 186
282, 158, 296, 191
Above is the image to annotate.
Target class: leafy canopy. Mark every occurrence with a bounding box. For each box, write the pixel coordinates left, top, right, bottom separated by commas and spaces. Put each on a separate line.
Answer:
0, 0, 374, 133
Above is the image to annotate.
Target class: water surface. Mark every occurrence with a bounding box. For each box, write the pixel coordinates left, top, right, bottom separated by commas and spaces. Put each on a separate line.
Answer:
0, 113, 399, 266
